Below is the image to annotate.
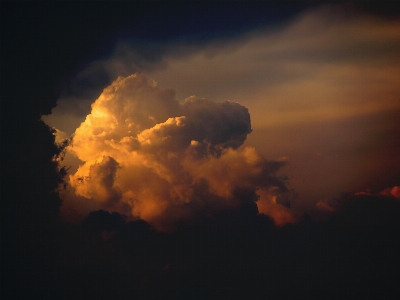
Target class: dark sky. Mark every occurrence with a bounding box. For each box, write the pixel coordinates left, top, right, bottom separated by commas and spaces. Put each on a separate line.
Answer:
1, 1, 400, 299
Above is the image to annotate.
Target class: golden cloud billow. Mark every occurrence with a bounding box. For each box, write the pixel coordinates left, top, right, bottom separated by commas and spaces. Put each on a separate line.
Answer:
65, 74, 292, 229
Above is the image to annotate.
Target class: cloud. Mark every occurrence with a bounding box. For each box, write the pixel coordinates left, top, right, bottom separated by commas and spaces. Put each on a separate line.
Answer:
45, 3, 400, 220
62, 74, 290, 229
150, 5, 400, 128
354, 186, 400, 200
44, 3, 400, 133
380, 186, 400, 199
70, 156, 122, 208
256, 188, 295, 226
315, 185, 400, 218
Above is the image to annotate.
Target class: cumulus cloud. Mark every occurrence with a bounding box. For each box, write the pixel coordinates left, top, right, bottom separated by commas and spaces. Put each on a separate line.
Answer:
62, 74, 290, 229
42, 4, 400, 219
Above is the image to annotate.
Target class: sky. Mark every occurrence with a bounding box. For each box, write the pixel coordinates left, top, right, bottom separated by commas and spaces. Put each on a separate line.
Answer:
42, 2, 400, 225
2, 1, 400, 299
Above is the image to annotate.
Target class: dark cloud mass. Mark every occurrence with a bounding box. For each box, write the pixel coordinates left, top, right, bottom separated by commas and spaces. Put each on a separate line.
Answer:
56, 191, 400, 299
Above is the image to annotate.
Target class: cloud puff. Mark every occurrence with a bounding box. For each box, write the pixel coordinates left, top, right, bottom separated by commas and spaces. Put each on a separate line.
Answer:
380, 186, 400, 199
70, 156, 121, 207
63, 74, 290, 229
256, 188, 295, 226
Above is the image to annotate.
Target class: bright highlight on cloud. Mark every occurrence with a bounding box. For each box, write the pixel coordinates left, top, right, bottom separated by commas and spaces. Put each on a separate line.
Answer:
63, 74, 291, 229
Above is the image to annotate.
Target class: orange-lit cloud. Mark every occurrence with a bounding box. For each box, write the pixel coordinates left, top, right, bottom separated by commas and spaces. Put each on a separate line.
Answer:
62, 74, 291, 229
380, 186, 400, 199
256, 189, 295, 226
44, 4, 400, 220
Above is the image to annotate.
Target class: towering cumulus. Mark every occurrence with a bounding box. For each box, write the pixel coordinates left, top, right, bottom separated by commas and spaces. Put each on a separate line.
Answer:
64, 74, 293, 229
